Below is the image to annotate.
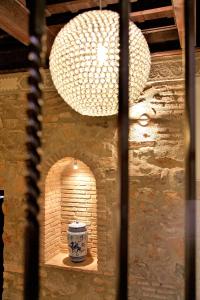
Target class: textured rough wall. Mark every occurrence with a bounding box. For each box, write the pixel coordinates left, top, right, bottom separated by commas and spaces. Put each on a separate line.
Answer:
36, 76, 118, 300
129, 81, 185, 300
0, 83, 27, 298
0, 68, 118, 300
1, 53, 200, 300
45, 159, 61, 261
60, 160, 97, 256
44, 157, 97, 259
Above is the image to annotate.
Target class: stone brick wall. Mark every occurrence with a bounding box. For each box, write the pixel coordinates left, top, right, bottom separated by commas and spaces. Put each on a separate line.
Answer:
129, 80, 185, 300
60, 159, 97, 256
1, 53, 200, 300
44, 156, 97, 262
45, 160, 61, 261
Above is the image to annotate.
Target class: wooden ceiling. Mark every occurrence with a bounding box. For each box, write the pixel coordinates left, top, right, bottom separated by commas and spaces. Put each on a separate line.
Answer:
0, 0, 193, 72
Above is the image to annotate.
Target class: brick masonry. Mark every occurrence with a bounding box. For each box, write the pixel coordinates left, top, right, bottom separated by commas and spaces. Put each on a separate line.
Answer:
44, 157, 97, 261
0, 53, 200, 299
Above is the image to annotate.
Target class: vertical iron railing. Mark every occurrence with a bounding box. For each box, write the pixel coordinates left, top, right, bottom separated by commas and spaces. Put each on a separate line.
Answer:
118, 1, 129, 299
24, 1, 45, 299
185, 0, 196, 299
0, 191, 4, 297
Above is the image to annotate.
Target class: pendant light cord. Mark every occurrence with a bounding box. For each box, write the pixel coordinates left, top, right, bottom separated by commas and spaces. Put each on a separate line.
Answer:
99, 0, 102, 11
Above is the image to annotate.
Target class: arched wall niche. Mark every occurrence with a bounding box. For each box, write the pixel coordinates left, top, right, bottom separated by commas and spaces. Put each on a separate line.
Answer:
43, 157, 98, 271
40, 141, 117, 274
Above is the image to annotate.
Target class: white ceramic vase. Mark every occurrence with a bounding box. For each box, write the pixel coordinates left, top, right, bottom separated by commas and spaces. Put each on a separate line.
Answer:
67, 221, 88, 262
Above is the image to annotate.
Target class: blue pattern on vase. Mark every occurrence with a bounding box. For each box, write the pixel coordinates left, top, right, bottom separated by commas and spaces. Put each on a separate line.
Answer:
67, 223, 88, 262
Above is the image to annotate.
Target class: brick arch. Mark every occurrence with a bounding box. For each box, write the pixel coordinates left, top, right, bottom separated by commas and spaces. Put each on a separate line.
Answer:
42, 157, 98, 267
40, 136, 112, 272
42, 147, 102, 183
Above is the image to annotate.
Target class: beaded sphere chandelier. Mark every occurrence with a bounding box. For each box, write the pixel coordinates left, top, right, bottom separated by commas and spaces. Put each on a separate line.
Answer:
49, 10, 151, 116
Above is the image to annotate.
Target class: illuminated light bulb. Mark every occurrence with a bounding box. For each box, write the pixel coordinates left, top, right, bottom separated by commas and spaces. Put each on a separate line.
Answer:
97, 44, 107, 65
73, 159, 78, 170
138, 114, 150, 127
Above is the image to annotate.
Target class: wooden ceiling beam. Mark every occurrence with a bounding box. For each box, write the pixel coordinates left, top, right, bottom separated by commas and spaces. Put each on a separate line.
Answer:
46, 0, 111, 16
172, 0, 184, 48
46, 0, 137, 16
18, 0, 26, 5
47, 24, 63, 37
47, 23, 178, 49
130, 6, 174, 23
0, 0, 181, 66
143, 25, 178, 44
0, 0, 29, 45
0, 0, 54, 55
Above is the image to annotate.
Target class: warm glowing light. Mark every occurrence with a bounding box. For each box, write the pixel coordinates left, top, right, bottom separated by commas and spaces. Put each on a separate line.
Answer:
138, 114, 150, 127
49, 10, 151, 116
129, 101, 157, 127
129, 123, 157, 143
73, 159, 78, 170
130, 102, 154, 120
97, 44, 107, 65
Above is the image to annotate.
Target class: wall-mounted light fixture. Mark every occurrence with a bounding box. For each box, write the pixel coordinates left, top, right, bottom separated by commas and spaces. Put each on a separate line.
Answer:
129, 101, 157, 142
138, 113, 150, 127
73, 159, 78, 170
129, 102, 156, 126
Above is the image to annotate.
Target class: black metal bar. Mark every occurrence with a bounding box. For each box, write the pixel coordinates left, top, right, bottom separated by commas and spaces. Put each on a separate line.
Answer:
0, 191, 4, 298
118, 1, 129, 300
185, 0, 196, 299
24, 1, 45, 299
196, 0, 200, 47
